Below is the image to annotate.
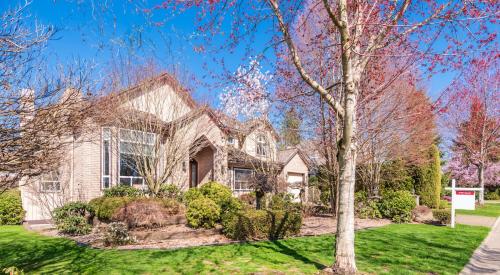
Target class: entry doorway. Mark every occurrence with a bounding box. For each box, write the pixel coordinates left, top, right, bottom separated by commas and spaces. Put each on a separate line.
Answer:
189, 160, 198, 188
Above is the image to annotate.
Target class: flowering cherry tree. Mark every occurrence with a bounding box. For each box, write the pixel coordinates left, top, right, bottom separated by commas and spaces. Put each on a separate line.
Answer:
219, 58, 272, 120
441, 56, 499, 204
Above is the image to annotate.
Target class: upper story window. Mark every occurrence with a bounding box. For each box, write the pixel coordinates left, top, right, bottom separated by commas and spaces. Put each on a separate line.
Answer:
227, 137, 235, 145
256, 134, 268, 157
102, 128, 111, 189
40, 171, 60, 192
119, 129, 155, 187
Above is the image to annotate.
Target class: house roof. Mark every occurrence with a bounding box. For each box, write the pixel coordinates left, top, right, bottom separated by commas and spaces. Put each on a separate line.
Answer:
214, 111, 280, 140
277, 147, 312, 168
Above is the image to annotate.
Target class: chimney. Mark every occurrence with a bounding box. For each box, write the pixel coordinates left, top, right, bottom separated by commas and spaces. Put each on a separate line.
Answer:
20, 88, 35, 129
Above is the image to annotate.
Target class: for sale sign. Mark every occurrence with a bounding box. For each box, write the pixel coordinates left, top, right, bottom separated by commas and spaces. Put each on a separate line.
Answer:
454, 190, 475, 210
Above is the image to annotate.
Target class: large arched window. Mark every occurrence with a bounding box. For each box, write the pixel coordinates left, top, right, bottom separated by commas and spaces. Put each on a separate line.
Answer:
256, 134, 268, 156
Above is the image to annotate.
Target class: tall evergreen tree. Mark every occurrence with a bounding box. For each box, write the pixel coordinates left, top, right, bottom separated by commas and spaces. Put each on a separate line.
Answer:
414, 145, 442, 208
281, 107, 302, 147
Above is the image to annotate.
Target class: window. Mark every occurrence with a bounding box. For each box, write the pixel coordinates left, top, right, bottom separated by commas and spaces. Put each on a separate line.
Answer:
102, 128, 111, 189
40, 171, 60, 192
227, 137, 234, 145
119, 129, 155, 187
256, 134, 268, 156
233, 168, 252, 192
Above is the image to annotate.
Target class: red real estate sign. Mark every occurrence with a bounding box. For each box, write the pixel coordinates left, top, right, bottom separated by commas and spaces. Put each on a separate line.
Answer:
456, 191, 474, 196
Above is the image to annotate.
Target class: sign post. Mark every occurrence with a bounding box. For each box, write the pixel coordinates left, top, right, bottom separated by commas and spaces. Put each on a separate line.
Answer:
446, 179, 483, 228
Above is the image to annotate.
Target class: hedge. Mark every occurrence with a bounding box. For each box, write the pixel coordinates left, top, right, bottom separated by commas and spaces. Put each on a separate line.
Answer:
222, 208, 302, 240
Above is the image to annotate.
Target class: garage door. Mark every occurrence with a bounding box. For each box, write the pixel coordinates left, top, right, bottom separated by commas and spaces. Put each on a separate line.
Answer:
287, 173, 303, 202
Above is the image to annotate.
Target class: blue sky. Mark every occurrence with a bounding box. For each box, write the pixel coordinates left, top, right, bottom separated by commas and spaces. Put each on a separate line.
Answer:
0, 0, 460, 107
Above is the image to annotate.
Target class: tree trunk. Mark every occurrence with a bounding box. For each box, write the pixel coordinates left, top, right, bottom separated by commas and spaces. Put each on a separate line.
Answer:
478, 163, 485, 206
333, 140, 357, 274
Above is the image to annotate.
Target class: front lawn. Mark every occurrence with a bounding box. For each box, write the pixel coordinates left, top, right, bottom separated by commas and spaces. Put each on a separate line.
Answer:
456, 202, 500, 217
0, 224, 488, 274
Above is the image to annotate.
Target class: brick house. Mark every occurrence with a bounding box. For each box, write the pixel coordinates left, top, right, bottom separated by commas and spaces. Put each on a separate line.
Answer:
20, 73, 310, 221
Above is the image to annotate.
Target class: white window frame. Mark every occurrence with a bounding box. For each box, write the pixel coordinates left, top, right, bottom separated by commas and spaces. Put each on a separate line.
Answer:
233, 168, 253, 193
118, 128, 155, 188
40, 171, 61, 192
256, 134, 268, 157
101, 127, 112, 189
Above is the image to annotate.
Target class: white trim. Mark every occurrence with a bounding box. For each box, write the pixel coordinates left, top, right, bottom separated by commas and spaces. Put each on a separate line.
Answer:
101, 127, 112, 189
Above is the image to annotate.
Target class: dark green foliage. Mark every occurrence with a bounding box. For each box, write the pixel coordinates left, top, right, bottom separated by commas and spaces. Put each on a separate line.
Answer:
485, 191, 500, 200
280, 107, 302, 147
414, 145, 442, 208
433, 209, 451, 225
379, 190, 416, 223
90, 197, 129, 221
186, 198, 221, 229
0, 190, 24, 225
103, 222, 134, 246
268, 193, 301, 212
222, 208, 302, 240
103, 185, 141, 198
379, 160, 414, 192
157, 184, 182, 200
52, 202, 94, 235
354, 191, 382, 219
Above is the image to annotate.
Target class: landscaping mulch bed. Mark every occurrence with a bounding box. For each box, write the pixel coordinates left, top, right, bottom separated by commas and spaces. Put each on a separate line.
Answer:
30, 216, 391, 250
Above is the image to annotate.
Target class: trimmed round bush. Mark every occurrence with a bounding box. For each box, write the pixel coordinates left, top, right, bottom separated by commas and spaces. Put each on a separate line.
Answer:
222, 208, 302, 240
52, 202, 94, 235
199, 181, 232, 208
433, 209, 451, 225
0, 190, 25, 225
186, 198, 220, 229
378, 190, 416, 223
182, 188, 204, 205
90, 197, 129, 221
103, 185, 141, 198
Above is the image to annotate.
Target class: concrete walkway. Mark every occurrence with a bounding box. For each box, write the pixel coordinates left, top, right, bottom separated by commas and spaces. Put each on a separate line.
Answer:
457, 214, 498, 227
460, 217, 500, 274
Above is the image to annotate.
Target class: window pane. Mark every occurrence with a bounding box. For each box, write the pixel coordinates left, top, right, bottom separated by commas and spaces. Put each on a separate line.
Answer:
119, 177, 131, 186
132, 177, 143, 186
120, 154, 140, 177
103, 140, 110, 176
103, 177, 110, 189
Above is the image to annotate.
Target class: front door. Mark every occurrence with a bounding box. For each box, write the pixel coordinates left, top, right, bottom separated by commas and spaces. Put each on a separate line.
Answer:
189, 160, 198, 188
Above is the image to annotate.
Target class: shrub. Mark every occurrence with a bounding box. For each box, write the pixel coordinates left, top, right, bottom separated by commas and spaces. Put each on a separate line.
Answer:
182, 188, 204, 205
103, 222, 134, 246
90, 197, 129, 221
222, 208, 302, 240
112, 198, 184, 228
186, 198, 221, 229
199, 181, 232, 209
485, 191, 500, 201
433, 209, 451, 225
157, 184, 182, 200
0, 190, 24, 225
268, 193, 301, 212
52, 202, 94, 235
357, 200, 382, 219
379, 190, 416, 223
103, 185, 141, 198
239, 192, 256, 206
439, 200, 449, 209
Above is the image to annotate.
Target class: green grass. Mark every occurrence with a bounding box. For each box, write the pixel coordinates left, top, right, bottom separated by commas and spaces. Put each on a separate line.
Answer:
456, 202, 500, 217
0, 224, 489, 274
